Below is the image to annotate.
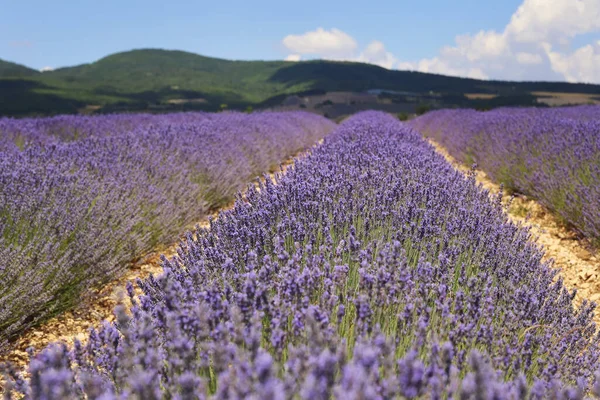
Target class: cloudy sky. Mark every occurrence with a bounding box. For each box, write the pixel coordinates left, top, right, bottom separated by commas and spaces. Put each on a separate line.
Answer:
2, 0, 600, 83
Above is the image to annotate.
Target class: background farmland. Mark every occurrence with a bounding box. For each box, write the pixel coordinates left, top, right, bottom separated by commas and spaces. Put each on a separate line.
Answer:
2, 49, 600, 117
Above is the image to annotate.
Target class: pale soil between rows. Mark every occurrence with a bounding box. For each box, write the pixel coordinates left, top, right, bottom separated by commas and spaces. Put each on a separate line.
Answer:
429, 139, 600, 325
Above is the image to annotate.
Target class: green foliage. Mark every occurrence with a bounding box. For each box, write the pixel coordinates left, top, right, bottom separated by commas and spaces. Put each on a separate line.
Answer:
0, 60, 40, 78
397, 112, 409, 121
0, 79, 85, 116
2, 48, 600, 116
416, 104, 431, 116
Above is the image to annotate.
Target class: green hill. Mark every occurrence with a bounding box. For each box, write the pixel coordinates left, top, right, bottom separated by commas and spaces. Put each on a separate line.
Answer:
268, 61, 600, 94
43, 49, 295, 104
1, 48, 600, 116
0, 60, 40, 78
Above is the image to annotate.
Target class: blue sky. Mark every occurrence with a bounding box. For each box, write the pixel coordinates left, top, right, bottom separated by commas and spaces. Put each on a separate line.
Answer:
2, 0, 600, 83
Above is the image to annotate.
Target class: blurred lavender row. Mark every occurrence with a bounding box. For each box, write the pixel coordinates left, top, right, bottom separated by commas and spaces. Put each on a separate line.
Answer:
5, 112, 599, 399
410, 105, 600, 244
0, 111, 334, 350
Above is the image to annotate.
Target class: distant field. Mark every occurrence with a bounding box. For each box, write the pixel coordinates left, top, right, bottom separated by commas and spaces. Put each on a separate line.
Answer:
442, 91, 598, 106
166, 98, 207, 105
271, 91, 416, 118
465, 93, 498, 99
533, 91, 600, 106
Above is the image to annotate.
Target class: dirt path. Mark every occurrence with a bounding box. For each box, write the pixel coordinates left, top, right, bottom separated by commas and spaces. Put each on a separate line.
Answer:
0, 147, 313, 372
430, 140, 600, 323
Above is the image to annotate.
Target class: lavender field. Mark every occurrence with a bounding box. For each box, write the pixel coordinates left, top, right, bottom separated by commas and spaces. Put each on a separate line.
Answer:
411, 105, 600, 244
0, 111, 334, 350
3, 112, 600, 398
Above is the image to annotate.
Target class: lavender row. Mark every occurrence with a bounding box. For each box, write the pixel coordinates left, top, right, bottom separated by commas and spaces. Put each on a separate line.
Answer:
0, 112, 217, 151
0, 111, 334, 350
410, 105, 600, 243
5, 112, 599, 398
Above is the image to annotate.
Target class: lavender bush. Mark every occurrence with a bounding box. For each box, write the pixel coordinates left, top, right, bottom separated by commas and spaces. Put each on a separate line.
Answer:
0, 111, 334, 350
410, 105, 600, 243
4, 112, 599, 398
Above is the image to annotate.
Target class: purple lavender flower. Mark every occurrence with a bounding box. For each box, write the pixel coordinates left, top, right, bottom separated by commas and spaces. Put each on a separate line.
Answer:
3, 111, 599, 398
0, 111, 333, 348
411, 105, 600, 243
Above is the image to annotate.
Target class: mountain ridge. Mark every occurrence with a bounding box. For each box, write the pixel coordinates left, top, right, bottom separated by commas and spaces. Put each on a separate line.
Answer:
1, 48, 599, 116
0, 59, 40, 78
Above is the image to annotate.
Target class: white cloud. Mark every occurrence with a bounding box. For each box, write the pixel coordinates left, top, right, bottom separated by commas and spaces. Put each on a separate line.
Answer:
40, 66, 54, 72
543, 40, 600, 83
515, 52, 543, 65
356, 40, 398, 69
449, 31, 509, 61
282, 0, 600, 82
282, 28, 357, 58
401, 57, 489, 80
284, 54, 301, 62
397, 0, 600, 82
282, 30, 400, 69
507, 0, 600, 43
